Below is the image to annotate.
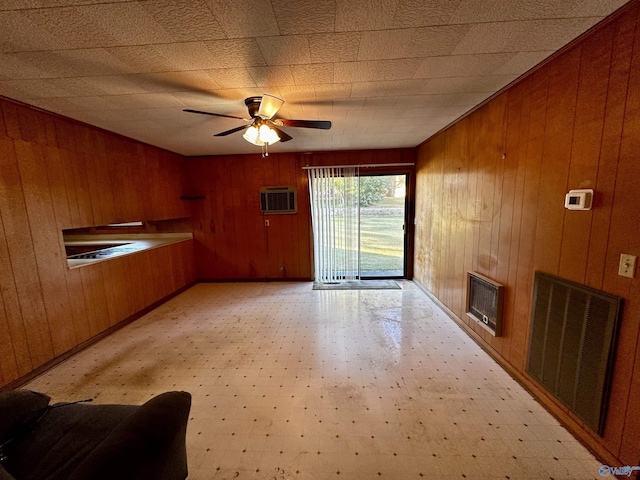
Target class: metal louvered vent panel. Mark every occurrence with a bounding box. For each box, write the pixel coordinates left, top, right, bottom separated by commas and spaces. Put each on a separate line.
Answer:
526, 272, 622, 436
466, 272, 504, 336
259, 186, 297, 214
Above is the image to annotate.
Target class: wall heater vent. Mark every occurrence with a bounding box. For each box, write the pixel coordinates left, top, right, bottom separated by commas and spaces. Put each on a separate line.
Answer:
260, 186, 297, 214
526, 272, 622, 435
466, 272, 504, 336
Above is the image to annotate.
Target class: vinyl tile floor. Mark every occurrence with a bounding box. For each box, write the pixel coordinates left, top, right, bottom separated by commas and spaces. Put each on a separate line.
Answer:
25, 281, 605, 480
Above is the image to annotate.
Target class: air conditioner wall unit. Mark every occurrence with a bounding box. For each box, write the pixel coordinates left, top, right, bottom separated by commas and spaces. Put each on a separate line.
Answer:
260, 186, 297, 214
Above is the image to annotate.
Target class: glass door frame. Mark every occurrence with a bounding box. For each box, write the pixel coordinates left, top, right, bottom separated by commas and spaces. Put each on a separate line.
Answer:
358, 172, 411, 280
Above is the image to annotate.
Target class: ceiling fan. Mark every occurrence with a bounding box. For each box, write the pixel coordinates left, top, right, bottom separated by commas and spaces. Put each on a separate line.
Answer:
184, 94, 331, 155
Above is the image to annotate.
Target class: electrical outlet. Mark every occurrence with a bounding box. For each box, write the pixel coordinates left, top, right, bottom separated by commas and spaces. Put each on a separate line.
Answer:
618, 254, 637, 278
264, 219, 270, 227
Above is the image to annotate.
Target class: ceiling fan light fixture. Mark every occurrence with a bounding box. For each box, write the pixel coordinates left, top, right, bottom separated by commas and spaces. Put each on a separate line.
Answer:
243, 123, 280, 146
243, 125, 263, 145
258, 94, 284, 119
259, 123, 280, 144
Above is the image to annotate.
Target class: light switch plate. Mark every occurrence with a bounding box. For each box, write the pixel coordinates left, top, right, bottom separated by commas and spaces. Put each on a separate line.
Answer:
618, 254, 637, 278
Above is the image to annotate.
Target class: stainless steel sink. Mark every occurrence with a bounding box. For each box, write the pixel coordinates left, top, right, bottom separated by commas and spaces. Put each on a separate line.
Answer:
65, 243, 132, 259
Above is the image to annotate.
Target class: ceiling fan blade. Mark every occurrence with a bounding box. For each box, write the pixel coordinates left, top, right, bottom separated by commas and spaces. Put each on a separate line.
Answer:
278, 119, 331, 130
184, 109, 245, 120
271, 126, 293, 143
258, 94, 284, 119
214, 125, 248, 137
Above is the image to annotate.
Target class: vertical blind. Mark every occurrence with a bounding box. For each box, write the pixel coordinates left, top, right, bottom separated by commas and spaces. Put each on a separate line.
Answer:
308, 167, 360, 283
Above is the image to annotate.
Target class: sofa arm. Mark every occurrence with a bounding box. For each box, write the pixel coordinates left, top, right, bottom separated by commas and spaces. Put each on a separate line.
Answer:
0, 390, 50, 441
0, 465, 15, 480
66, 391, 191, 480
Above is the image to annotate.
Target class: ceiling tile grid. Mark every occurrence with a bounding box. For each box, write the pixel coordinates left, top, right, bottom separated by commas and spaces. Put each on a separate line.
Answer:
0, 0, 631, 156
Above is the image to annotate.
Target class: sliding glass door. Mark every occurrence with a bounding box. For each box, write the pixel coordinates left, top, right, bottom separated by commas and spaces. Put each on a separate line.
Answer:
359, 174, 407, 278
308, 169, 407, 282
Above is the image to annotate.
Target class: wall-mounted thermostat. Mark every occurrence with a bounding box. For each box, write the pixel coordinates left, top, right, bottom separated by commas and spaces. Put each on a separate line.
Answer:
565, 189, 593, 210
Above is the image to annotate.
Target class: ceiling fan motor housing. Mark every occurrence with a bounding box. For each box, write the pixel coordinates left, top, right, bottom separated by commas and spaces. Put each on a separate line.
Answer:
244, 96, 262, 118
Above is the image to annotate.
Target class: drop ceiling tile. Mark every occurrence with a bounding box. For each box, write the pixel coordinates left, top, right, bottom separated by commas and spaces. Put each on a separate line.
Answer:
373, 59, 422, 81
35, 77, 112, 98
0, 1, 41, 8
350, 79, 431, 98
272, 0, 335, 35
355, 116, 387, 127
104, 45, 177, 73
206, 87, 266, 102
450, 0, 572, 23
200, 39, 267, 69
0, 53, 51, 80
357, 25, 471, 60
564, 0, 630, 16
44, 49, 138, 77
0, 0, 131, 8
362, 97, 400, 109
494, 51, 554, 75
0, 11, 70, 53
452, 0, 630, 23
92, 3, 185, 46
82, 75, 149, 96
392, 0, 463, 27
274, 85, 314, 102
334, 62, 375, 83
154, 42, 247, 70
27, 97, 86, 113
21, 5, 121, 49
138, 0, 226, 42
404, 25, 474, 58
290, 64, 334, 85
97, 92, 185, 110
335, 59, 420, 83
322, 98, 367, 113
1, 51, 92, 79
247, 65, 294, 87
313, 84, 353, 101
356, 29, 414, 61
452, 18, 603, 55
424, 74, 517, 94
308, 32, 361, 63
203, 68, 258, 89
133, 70, 220, 93
335, 0, 398, 32
60, 95, 122, 111
204, 0, 279, 38
394, 92, 490, 109
414, 53, 516, 79
256, 36, 311, 66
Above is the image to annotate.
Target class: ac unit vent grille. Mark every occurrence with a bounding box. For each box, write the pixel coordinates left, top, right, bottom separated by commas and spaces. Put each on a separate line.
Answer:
526, 272, 622, 435
260, 186, 297, 214
466, 272, 504, 336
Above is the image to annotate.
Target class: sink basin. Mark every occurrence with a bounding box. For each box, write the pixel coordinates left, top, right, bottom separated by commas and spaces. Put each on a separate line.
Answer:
65, 243, 132, 259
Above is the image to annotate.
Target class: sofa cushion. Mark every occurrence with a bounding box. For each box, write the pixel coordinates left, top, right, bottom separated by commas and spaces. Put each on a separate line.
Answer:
67, 391, 191, 480
0, 390, 50, 440
3, 391, 191, 480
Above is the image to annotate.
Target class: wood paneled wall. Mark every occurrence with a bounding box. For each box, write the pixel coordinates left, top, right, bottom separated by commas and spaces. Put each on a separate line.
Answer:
0, 98, 196, 389
188, 149, 415, 280
414, 4, 640, 466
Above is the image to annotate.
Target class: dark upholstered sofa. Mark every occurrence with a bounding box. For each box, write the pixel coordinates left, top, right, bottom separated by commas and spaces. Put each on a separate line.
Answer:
0, 390, 191, 480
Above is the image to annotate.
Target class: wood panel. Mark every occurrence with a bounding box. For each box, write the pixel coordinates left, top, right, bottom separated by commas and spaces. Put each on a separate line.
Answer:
0, 136, 53, 368
0, 96, 195, 390
188, 149, 413, 280
14, 140, 77, 356
413, 3, 640, 468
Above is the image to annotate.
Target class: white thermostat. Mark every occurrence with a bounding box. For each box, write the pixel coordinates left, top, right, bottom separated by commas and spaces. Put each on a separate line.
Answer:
564, 189, 593, 210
